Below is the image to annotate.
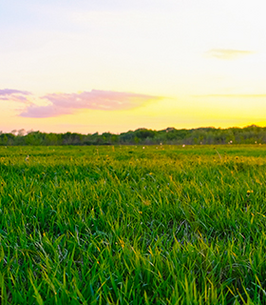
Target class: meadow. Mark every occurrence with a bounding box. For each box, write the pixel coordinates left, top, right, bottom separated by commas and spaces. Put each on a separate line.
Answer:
0, 144, 266, 304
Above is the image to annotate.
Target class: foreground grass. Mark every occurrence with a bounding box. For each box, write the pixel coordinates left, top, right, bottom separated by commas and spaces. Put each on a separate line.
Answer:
0, 145, 266, 304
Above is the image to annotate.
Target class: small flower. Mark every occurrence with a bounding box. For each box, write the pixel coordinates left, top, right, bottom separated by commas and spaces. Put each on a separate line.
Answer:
182, 144, 185, 147
247, 190, 253, 195
138, 211, 142, 214
25, 155, 29, 161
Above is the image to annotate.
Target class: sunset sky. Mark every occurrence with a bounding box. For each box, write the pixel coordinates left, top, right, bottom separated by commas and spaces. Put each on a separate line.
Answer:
1, 0, 266, 134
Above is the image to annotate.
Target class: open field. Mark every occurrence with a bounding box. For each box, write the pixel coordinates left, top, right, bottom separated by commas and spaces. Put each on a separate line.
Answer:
1, 145, 266, 304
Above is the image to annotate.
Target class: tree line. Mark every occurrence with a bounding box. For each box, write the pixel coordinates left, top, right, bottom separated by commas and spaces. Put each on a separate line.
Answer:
0, 125, 265, 146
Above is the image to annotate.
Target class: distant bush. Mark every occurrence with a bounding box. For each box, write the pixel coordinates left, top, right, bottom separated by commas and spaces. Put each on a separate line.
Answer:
1, 125, 266, 145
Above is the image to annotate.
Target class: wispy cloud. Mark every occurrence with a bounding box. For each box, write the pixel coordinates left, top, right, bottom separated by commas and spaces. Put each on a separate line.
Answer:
0, 89, 31, 96
193, 94, 266, 98
9, 89, 162, 118
205, 49, 255, 60
0, 88, 32, 102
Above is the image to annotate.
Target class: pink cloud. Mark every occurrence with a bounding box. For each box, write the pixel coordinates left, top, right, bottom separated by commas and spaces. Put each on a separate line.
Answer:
20, 90, 162, 118
0, 89, 31, 96
20, 104, 73, 118
0, 88, 31, 103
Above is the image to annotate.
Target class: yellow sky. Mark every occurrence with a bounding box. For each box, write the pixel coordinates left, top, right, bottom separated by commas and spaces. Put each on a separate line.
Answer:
1, 0, 266, 133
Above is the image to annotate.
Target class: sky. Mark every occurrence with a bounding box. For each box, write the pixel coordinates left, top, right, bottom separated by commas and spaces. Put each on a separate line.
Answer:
1, 0, 266, 134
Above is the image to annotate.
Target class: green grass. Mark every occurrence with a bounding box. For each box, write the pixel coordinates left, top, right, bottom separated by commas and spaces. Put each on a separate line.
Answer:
1, 144, 266, 304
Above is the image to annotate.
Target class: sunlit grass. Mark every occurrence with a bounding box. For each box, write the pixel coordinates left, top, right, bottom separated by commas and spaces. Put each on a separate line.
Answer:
0, 145, 266, 304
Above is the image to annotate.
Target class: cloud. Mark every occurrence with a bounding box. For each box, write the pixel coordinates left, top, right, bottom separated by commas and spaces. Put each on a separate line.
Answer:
205, 49, 255, 60
0, 88, 32, 103
0, 89, 31, 96
19, 89, 162, 118
193, 94, 266, 98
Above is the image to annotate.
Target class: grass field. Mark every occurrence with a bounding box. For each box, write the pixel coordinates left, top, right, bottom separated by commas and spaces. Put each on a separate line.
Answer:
1, 144, 266, 304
